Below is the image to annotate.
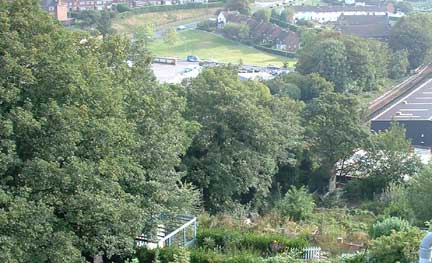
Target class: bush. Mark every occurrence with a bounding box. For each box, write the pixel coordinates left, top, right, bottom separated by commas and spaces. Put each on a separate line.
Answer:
370, 227, 424, 263
116, 3, 131, 13
253, 45, 296, 58
276, 186, 315, 221
197, 228, 308, 254
197, 20, 216, 32
371, 217, 410, 238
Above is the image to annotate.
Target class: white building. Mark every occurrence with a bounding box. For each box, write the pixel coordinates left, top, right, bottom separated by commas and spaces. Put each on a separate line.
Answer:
293, 4, 394, 23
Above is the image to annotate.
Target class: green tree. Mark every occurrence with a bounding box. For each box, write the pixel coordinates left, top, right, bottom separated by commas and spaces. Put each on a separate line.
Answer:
390, 13, 432, 69
280, 8, 294, 22
268, 72, 334, 102
163, 27, 179, 45
408, 164, 432, 224
389, 50, 409, 79
298, 33, 389, 93
182, 67, 303, 212
276, 186, 315, 221
253, 9, 271, 22
135, 23, 155, 47
297, 38, 350, 92
96, 10, 115, 38
0, 0, 198, 261
225, 0, 252, 15
223, 23, 250, 40
302, 92, 368, 192
347, 123, 421, 199
370, 227, 424, 263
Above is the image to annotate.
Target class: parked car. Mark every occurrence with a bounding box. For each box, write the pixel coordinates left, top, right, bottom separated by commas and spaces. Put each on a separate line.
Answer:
177, 25, 186, 31
187, 55, 200, 62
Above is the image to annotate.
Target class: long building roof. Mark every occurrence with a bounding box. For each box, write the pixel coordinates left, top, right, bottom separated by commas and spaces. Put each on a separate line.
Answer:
372, 78, 432, 121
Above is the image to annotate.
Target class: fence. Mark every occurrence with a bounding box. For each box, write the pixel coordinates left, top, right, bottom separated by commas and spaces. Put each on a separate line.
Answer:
136, 215, 197, 249
291, 246, 321, 260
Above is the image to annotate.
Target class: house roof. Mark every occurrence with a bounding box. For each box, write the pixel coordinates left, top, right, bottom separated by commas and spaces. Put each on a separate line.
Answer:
335, 15, 390, 39
337, 14, 388, 25
293, 5, 387, 13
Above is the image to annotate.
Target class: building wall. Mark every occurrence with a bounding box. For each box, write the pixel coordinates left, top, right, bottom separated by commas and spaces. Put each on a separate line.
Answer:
371, 120, 432, 147
294, 10, 387, 23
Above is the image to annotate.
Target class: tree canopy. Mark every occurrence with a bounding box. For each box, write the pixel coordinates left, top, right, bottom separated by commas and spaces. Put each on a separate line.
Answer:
390, 13, 432, 69
182, 67, 303, 212
0, 0, 198, 261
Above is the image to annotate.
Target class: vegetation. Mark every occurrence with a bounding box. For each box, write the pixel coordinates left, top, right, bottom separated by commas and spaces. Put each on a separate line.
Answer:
2, 2, 432, 262
390, 13, 432, 69
147, 30, 296, 67
112, 8, 219, 34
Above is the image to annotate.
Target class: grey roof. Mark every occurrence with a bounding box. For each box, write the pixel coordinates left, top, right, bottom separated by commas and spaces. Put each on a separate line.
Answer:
337, 14, 388, 25
293, 5, 387, 13
372, 79, 432, 121
335, 15, 390, 39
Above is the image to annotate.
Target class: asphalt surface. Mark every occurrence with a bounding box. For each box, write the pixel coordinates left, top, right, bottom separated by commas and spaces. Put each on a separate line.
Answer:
151, 60, 201, 84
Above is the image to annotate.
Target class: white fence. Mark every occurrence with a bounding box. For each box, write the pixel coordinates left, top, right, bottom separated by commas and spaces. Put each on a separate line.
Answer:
303, 247, 321, 260
291, 247, 321, 261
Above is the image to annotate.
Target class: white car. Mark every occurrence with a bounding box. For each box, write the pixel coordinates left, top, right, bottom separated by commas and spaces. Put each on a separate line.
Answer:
176, 25, 186, 31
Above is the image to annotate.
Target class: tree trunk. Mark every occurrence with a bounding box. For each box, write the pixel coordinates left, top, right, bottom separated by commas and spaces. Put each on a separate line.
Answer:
328, 165, 337, 193
94, 255, 103, 263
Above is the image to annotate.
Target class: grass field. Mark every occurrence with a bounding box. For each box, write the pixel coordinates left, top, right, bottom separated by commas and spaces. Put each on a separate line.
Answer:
148, 30, 297, 67
113, 8, 219, 34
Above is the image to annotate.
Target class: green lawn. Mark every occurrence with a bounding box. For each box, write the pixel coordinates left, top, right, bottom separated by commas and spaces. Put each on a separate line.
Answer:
148, 30, 297, 67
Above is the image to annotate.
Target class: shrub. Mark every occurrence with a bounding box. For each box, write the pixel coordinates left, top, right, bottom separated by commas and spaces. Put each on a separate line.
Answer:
197, 20, 216, 32
276, 186, 315, 221
371, 217, 410, 238
370, 227, 424, 263
197, 228, 308, 254
116, 3, 131, 13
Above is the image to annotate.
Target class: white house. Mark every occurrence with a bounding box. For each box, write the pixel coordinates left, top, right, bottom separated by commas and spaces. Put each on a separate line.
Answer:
293, 4, 394, 23
217, 12, 227, 29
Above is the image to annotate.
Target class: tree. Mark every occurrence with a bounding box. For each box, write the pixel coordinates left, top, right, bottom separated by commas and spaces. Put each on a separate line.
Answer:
302, 92, 368, 192
253, 9, 271, 22
182, 67, 303, 212
297, 34, 390, 93
390, 13, 432, 69
135, 23, 155, 47
280, 8, 294, 22
389, 50, 409, 79
408, 164, 432, 224
0, 0, 198, 261
163, 27, 179, 45
347, 123, 421, 199
271, 9, 280, 21
96, 10, 115, 38
267, 72, 334, 102
225, 0, 251, 15
297, 38, 350, 92
276, 186, 315, 221
116, 3, 131, 13
223, 23, 250, 40
395, 1, 413, 14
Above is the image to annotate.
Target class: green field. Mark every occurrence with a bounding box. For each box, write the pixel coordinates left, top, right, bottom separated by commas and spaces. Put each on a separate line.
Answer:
148, 30, 296, 67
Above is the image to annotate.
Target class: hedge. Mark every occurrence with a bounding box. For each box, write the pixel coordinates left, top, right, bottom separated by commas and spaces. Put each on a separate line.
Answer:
137, 247, 269, 263
253, 45, 296, 58
197, 228, 308, 253
117, 2, 224, 18
269, 18, 299, 32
